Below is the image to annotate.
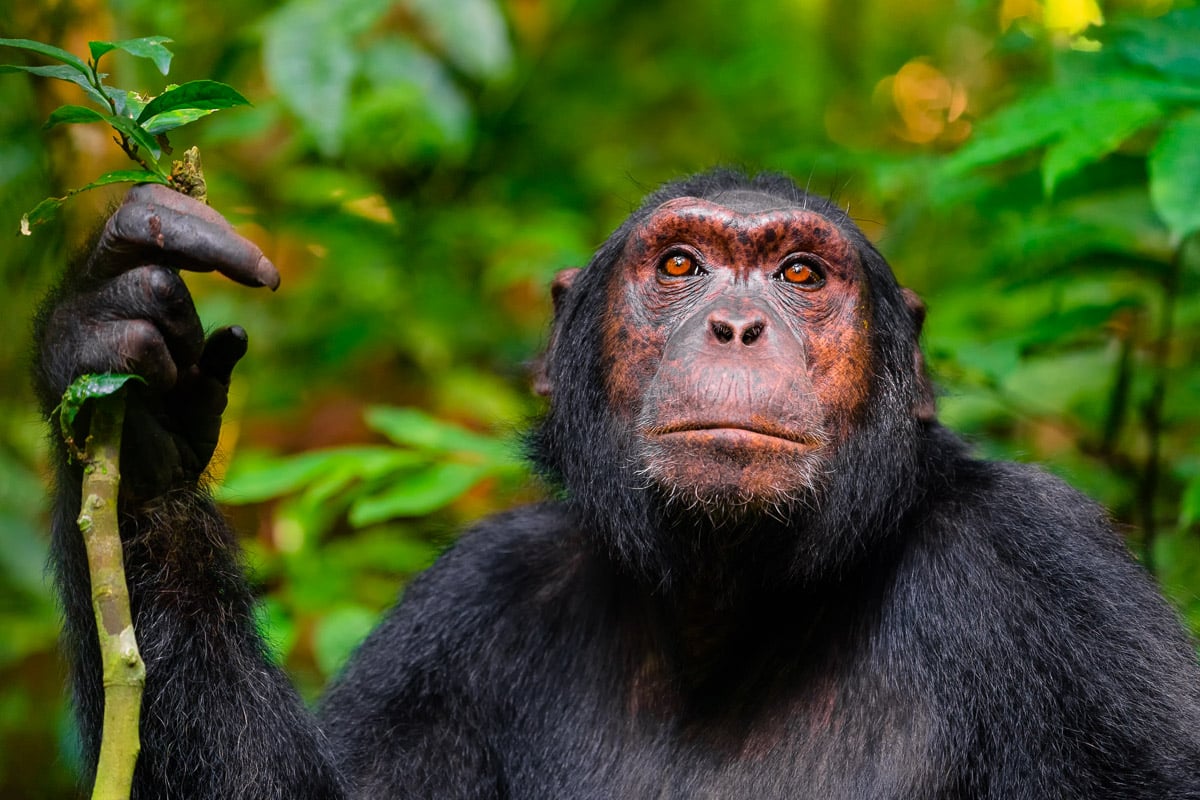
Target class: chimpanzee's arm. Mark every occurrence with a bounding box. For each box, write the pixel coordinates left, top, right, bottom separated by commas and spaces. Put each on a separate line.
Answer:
33, 184, 349, 799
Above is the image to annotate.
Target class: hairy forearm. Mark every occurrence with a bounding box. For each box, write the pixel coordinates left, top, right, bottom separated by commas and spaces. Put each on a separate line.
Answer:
50, 466, 348, 799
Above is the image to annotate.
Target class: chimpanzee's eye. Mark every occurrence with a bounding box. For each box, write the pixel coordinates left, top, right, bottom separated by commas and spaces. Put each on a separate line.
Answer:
659, 251, 701, 277
778, 256, 826, 289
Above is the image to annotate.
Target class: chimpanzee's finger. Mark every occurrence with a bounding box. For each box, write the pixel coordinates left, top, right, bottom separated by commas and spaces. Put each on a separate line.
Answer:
124, 183, 229, 228
196, 326, 249, 386
90, 186, 280, 290
90, 265, 206, 368
69, 318, 180, 391
176, 326, 249, 433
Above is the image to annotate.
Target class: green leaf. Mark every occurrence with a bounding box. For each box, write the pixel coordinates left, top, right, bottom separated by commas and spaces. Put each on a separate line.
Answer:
142, 108, 217, 135
0, 38, 89, 76
90, 36, 174, 74
57, 373, 144, 444
349, 462, 491, 525
136, 80, 250, 124
1149, 110, 1200, 243
406, 0, 513, 80
216, 446, 423, 504
21, 170, 169, 233
19, 197, 66, 234
1111, 9, 1200, 81
263, 0, 383, 156
942, 88, 1072, 175
82, 169, 171, 187
359, 39, 472, 149
365, 406, 517, 463
105, 113, 165, 160
42, 104, 164, 160
945, 77, 1200, 179
1041, 98, 1161, 196
1017, 301, 1141, 351
42, 104, 107, 128
87, 41, 118, 62
0, 63, 108, 105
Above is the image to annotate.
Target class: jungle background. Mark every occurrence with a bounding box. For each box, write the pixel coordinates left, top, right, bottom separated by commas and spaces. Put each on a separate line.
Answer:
2, 0, 1199, 794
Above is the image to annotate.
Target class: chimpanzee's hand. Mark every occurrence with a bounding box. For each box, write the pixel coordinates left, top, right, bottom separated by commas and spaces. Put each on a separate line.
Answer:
33, 183, 280, 500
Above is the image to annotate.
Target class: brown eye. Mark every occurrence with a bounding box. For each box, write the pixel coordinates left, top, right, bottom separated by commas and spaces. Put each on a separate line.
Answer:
779, 257, 826, 289
659, 252, 699, 277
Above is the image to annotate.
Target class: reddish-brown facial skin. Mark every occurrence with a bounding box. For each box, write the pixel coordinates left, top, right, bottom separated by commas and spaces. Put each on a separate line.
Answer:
603, 195, 873, 508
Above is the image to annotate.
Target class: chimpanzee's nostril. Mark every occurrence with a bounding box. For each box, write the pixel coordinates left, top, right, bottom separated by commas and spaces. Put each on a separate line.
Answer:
711, 321, 734, 344
741, 323, 763, 346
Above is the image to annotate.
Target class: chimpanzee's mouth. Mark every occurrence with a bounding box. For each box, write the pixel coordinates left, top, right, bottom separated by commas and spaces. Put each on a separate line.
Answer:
647, 422, 818, 447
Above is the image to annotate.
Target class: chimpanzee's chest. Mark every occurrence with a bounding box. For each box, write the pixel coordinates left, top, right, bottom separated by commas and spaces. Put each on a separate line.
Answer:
488, 625, 950, 799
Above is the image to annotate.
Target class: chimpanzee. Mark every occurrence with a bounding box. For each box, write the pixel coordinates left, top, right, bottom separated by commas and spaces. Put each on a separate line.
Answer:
33, 170, 1200, 799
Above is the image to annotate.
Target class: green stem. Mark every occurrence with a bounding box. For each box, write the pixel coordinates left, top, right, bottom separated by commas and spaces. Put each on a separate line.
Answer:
77, 395, 144, 800
87, 58, 164, 179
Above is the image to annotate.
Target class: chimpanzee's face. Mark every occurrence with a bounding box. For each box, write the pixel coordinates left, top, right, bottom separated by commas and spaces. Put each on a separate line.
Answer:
602, 193, 873, 510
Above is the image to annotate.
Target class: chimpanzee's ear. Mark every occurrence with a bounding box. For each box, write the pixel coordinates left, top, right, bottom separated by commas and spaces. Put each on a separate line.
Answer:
901, 288, 936, 422
532, 268, 581, 397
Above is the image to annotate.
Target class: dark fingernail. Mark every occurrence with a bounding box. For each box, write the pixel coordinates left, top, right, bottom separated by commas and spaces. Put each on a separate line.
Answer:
229, 325, 248, 343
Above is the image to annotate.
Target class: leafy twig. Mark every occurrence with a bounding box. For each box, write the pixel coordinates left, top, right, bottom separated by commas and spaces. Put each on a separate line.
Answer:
0, 36, 248, 229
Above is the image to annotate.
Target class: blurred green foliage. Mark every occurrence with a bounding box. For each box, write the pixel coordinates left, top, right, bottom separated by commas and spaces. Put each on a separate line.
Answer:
1, 0, 1197, 795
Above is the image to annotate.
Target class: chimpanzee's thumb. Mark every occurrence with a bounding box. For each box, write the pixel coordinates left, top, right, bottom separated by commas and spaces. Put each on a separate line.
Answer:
197, 326, 249, 386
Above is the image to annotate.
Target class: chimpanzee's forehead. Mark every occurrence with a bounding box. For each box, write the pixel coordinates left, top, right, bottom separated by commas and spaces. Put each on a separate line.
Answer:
703, 188, 802, 215
638, 196, 849, 245
646, 195, 843, 228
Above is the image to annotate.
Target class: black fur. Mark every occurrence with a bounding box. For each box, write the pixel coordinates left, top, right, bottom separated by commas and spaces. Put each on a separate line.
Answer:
35, 170, 1200, 798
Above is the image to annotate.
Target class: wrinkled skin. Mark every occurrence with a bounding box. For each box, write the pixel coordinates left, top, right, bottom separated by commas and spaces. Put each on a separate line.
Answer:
602, 195, 873, 510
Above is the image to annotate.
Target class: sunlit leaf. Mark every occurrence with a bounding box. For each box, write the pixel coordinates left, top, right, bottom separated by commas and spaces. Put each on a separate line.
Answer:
1148, 110, 1200, 243
90, 36, 174, 75
136, 79, 250, 124
142, 108, 217, 135
349, 462, 492, 524
1042, 0, 1103, 35
0, 38, 89, 76
79, 168, 168, 187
